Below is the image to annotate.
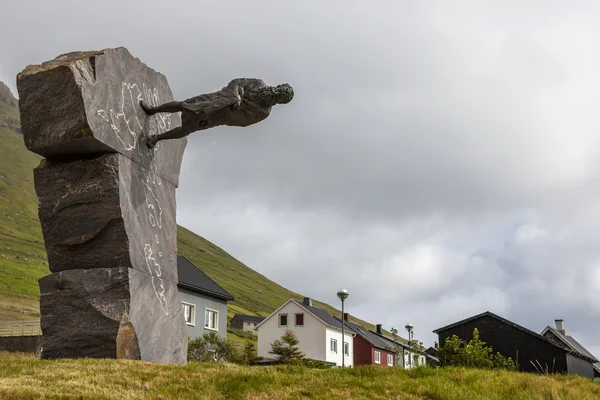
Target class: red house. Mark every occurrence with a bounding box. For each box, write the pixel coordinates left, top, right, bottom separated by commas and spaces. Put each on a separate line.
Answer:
339, 313, 397, 367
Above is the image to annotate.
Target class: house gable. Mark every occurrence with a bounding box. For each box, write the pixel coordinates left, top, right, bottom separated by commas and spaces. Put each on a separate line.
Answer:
256, 299, 327, 362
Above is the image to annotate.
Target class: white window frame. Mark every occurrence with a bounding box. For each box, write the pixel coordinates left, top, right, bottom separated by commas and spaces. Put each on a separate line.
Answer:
204, 308, 219, 331
182, 302, 196, 326
387, 354, 393, 366
344, 341, 349, 356
278, 313, 288, 327
294, 313, 304, 327
374, 350, 381, 364
330, 338, 338, 353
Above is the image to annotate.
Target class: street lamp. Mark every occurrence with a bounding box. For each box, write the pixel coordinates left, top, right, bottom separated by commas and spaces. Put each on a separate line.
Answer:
337, 288, 349, 367
405, 323, 414, 369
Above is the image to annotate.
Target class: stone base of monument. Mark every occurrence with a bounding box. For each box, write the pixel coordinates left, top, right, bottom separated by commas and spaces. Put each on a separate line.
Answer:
17, 48, 189, 364
40, 267, 186, 363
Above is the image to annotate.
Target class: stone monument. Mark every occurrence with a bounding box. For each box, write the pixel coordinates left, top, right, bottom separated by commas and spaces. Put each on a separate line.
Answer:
17, 47, 294, 364
17, 48, 188, 364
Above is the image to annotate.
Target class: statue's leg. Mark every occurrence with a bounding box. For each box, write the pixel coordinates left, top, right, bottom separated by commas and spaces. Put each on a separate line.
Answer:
140, 101, 183, 115
146, 126, 190, 149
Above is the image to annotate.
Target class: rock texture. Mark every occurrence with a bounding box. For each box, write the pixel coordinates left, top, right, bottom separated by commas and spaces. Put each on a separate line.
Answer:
17, 48, 185, 186
17, 48, 188, 364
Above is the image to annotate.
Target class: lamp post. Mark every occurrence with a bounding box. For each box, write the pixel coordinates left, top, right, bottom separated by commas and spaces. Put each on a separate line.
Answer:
405, 323, 413, 369
337, 288, 349, 367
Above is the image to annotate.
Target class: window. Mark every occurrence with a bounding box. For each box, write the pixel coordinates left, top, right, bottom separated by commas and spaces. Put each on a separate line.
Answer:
204, 308, 218, 331
374, 350, 381, 364
387, 354, 393, 366
344, 342, 349, 356
182, 302, 195, 326
330, 338, 337, 353
295, 313, 304, 326
279, 314, 288, 327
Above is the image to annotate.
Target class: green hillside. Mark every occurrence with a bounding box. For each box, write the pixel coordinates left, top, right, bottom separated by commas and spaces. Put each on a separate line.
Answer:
0, 82, 396, 340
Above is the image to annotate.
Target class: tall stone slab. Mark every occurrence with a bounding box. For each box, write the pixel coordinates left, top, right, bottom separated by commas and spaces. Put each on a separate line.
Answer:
17, 48, 188, 364
17, 48, 185, 186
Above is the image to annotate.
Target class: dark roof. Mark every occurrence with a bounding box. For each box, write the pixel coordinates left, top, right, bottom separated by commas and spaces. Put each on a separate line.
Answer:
294, 300, 345, 330
335, 318, 392, 351
233, 314, 265, 324
369, 330, 425, 353
434, 311, 595, 362
543, 326, 599, 363
177, 254, 235, 301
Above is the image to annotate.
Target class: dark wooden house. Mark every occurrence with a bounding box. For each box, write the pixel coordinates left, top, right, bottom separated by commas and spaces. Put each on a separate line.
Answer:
433, 311, 596, 379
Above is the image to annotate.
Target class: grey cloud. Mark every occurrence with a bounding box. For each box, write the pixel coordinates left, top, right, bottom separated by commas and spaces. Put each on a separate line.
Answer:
1, 0, 599, 356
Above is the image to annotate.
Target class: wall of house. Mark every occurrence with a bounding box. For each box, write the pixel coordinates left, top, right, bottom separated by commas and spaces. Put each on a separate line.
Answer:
352, 335, 373, 365
178, 288, 228, 339
257, 301, 325, 362
325, 326, 354, 367
229, 315, 243, 330
566, 353, 594, 379
243, 321, 258, 334
372, 346, 394, 367
437, 316, 569, 374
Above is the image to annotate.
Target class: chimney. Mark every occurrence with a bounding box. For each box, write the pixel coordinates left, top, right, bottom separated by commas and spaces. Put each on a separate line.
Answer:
303, 297, 312, 307
343, 313, 349, 322
376, 324, 382, 334
555, 319, 566, 335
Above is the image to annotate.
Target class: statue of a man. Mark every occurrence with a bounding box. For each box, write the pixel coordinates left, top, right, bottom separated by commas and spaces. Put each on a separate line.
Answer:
140, 78, 294, 148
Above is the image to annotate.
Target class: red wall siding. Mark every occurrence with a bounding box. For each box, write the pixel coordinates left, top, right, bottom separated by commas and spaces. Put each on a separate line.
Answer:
372, 347, 395, 367
353, 335, 374, 366
353, 335, 395, 367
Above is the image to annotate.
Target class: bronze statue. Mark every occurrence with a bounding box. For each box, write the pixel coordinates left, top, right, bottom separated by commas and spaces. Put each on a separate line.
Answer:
140, 78, 294, 148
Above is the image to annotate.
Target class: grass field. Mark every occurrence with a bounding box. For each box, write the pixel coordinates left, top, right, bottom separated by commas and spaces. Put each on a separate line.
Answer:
0, 353, 598, 400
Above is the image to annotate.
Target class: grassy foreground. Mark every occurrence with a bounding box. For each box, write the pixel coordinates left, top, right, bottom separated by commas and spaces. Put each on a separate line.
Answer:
0, 353, 598, 400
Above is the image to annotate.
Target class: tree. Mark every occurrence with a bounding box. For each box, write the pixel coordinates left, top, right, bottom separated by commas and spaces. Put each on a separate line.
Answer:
241, 342, 262, 365
438, 328, 517, 370
269, 329, 305, 361
388, 327, 403, 366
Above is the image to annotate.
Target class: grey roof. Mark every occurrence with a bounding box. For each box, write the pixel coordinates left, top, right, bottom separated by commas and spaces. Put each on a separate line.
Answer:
369, 330, 424, 352
434, 311, 595, 362
544, 326, 599, 363
335, 318, 393, 351
294, 300, 345, 330
177, 254, 235, 301
233, 314, 265, 324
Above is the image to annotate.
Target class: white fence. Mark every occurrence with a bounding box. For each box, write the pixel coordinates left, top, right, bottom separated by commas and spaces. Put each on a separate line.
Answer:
0, 319, 41, 337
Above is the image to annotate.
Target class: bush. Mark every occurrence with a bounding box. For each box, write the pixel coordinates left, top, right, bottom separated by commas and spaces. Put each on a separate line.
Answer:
438, 328, 517, 371
188, 332, 242, 363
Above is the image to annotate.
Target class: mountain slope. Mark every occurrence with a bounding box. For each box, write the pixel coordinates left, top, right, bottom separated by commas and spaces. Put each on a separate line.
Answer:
0, 81, 392, 338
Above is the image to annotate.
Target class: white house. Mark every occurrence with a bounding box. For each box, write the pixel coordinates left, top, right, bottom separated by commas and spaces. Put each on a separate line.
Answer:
256, 297, 355, 367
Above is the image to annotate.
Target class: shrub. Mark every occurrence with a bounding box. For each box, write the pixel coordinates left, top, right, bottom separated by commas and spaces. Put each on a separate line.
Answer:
188, 332, 242, 363
269, 329, 305, 361
439, 328, 517, 371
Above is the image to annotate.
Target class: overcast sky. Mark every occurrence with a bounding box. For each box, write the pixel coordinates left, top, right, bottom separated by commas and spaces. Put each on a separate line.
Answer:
1, 0, 599, 354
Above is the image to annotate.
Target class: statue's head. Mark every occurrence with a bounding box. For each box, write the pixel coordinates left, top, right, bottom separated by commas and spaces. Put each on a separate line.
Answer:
258, 83, 294, 106
274, 83, 294, 104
